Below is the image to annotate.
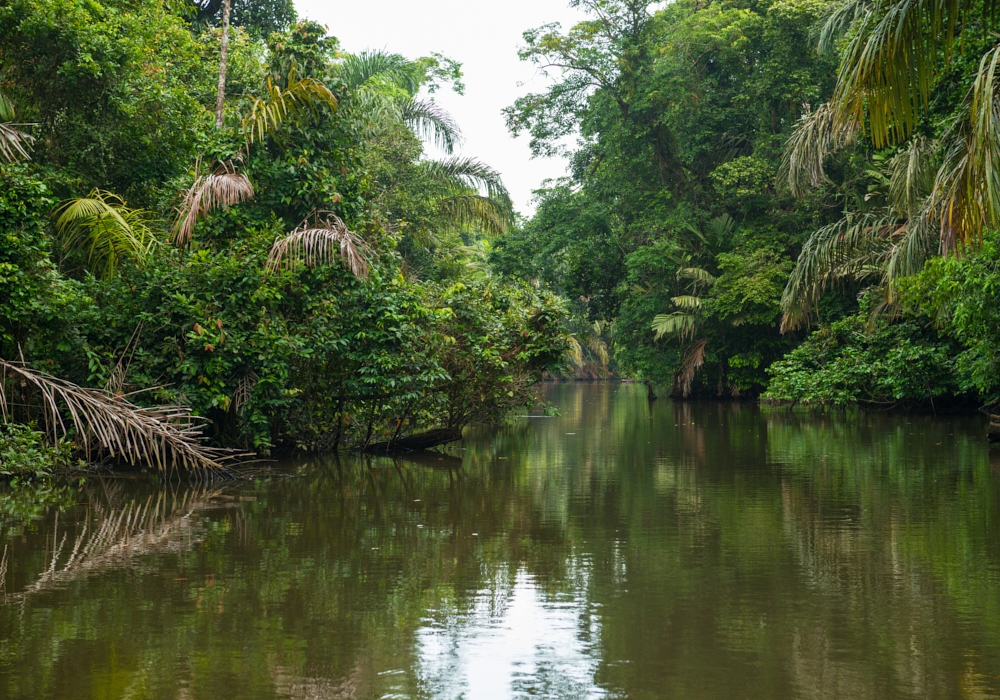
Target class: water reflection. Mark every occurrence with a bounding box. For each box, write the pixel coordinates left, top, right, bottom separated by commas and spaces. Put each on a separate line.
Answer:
0, 384, 996, 699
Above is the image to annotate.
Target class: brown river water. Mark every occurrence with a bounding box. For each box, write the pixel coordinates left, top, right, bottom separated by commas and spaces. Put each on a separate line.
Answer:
0, 382, 998, 699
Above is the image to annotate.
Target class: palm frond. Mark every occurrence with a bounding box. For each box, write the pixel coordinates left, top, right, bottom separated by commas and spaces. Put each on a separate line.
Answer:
266, 212, 371, 279
172, 161, 254, 246
779, 102, 860, 197
704, 213, 736, 242
52, 190, 156, 279
780, 210, 902, 331
675, 337, 708, 398
567, 335, 585, 367
419, 157, 512, 204
337, 50, 418, 93
652, 312, 698, 340
0, 92, 34, 163
0, 360, 238, 472
241, 70, 337, 144
929, 44, 1000, 251
0, 122, 33, 163
671, 295, 703, 311
887, 135, 937, 217
0, 92, 15, 122
437, 194, 511, 237
814, 0, 872, 53
677, 267, 716, 288
832, 0, 969, 148
401, 99, 462, 153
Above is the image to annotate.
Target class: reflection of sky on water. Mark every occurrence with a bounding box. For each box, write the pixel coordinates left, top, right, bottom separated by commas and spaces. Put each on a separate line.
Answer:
416, 568, 609, 699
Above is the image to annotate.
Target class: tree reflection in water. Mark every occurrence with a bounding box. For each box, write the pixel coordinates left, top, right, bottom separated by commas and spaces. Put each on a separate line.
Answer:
0, 384, 997, 699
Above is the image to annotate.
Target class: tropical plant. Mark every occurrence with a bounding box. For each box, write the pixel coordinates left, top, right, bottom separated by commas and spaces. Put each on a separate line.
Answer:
172, 160, 255, 245
266, 211, 371, 278
52, 190, 156, 279
420, 157, 514, 237
783, 0, 1000, 251
0, 360, 237, 472
0, 91, 33, 163
335, 50, 463, 153
240, 67, 338, 144
781, 135, 940, 330
651, 266, 716, 396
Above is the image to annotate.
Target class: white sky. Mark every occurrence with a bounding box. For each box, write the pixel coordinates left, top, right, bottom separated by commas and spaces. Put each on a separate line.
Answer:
295, 0, 587, 214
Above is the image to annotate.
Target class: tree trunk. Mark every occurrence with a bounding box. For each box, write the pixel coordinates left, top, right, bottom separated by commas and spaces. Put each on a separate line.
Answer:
214, 0, 231, 129
364, 427, 464, 454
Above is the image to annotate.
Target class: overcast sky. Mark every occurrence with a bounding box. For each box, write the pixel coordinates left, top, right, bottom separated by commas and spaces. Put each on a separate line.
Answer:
294, 0, 587, 214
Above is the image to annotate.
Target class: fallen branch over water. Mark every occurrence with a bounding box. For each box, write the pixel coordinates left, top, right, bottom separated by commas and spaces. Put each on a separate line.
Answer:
364, 427, 463, 454
0, 360, 240, 472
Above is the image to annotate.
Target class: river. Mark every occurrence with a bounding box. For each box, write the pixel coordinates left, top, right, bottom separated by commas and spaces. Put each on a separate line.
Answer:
0, 383, 997, 699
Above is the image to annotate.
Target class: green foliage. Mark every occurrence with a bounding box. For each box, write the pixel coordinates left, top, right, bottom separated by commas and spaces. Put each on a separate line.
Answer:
499, 0, 836, 393
0, 0, 210, 195
194, 0, 297, 39
897, 233, 1000, 403
0, 8, 568, 463
0, 167, 91, 365
0, 423, 73, 479
763, 309, 962, 406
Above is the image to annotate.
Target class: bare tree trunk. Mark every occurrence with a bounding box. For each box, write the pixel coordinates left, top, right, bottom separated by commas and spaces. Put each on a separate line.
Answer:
214, 0, 231, 129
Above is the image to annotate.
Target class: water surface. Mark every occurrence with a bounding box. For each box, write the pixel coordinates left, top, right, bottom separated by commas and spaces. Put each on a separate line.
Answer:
1, 383, 998, 699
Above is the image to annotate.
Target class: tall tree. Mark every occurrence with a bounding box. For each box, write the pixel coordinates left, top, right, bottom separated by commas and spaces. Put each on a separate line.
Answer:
215, 0, 231, 129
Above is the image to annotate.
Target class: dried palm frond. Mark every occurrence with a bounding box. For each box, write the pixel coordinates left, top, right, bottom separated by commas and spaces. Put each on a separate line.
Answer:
0, 360, 238, 472
172, 160, 254, 246
0, 122, 33, 163
232, 369, 259, 415
0, 92, 34, 163
779, 102, 860, 197
104, 323, 144, 396
241, 69, 338, 144
266, 212, 371, 279
52, 190, 156, 279
675, 338, 708, 398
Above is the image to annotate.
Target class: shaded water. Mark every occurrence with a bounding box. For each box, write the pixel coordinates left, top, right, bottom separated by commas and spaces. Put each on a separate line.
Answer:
0, 383, 999, 699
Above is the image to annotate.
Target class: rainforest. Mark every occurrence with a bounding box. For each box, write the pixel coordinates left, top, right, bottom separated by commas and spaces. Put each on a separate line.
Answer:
4, 1, 1000, 697
1, 0, 999, 472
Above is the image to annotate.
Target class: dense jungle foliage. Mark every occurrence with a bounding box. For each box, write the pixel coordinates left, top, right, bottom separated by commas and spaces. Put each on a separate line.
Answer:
495, 0, 1000, 408
0, 0, 569, 469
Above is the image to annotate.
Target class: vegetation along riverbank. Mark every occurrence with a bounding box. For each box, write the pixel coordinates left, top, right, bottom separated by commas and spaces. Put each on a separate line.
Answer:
3, 0, 1000, 478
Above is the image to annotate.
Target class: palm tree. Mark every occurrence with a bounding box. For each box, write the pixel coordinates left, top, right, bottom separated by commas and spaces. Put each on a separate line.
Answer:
336, 50, 514, 236
335, 50, 462, 153
651, 267, 715, 397
52, 190, 157, 279
781, 138, 939, 330
780, 0, 1000, 326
